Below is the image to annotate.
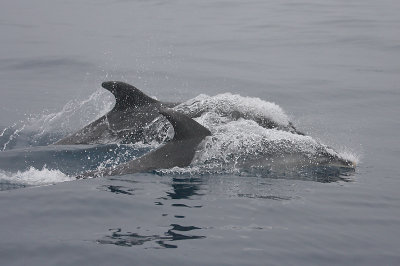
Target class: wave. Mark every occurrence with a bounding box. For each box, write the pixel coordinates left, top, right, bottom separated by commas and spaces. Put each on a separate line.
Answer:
0, 90, 358, 188
174, 93, 297, 132
0, 91, 299, 150
0, 167, 74, 190
156, 118, 357, 182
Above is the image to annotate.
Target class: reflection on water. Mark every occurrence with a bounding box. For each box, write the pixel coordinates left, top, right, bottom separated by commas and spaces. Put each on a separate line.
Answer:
296, 166, 355, 183
241, 165, 355, 183
171, 203, 202, 208
99, 169, 354, 206
237, 194, 291, 201
94, 170, 355, 249
96, 176, 207, 249
97, 224, 205, 249
0, 180, 26, 191
165, 177, 204, 200
100, 185, 134, 195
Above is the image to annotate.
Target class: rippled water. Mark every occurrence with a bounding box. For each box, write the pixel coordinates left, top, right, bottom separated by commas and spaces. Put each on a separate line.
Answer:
1, 0, 400, 265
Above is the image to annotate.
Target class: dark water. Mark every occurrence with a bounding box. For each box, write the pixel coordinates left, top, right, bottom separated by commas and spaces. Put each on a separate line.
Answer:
1, 0, 400, 265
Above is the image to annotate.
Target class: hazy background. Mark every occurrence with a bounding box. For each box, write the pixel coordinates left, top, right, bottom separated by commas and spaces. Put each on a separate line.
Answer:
1, 0, 398, 129
1, 0, 400, 265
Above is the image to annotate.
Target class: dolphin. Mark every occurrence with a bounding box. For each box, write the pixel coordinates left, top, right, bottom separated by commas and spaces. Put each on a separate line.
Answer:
76, 108, 211, 178
54, 81, 178, 145
55, 81, 307, 146
55, 81, 309, 146
75, 107, 354, 179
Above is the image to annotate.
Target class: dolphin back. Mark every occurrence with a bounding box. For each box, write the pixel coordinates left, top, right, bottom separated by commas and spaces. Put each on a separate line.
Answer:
101, 81, 159, 109
159, 108, 211, 140
54, 81, 180, 145
76, 109, 211, 178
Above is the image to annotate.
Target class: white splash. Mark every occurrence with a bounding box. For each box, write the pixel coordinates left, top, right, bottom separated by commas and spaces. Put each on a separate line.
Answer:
0, 90, 357, 181
336, 148, 360, 166
175, 93, 290, 127
0, 167, 74, 186
158, 110, 356, 176
0, 89, 114, 150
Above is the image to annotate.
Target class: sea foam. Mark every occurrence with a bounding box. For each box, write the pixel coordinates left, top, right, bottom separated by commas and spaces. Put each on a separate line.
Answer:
0, 167, 74, 188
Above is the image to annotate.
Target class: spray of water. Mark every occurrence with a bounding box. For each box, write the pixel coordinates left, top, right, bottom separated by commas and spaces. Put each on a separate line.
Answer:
0, 167, 74, 187
0, 90, 358, 187
0, 90, 113, 150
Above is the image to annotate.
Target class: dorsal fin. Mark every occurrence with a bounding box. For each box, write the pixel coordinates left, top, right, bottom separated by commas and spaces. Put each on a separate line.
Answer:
159, 108, 211, 141
102, 81, 158, 110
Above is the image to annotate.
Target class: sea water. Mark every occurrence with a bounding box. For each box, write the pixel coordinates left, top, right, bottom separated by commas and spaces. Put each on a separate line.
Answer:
0, 0, 399, 265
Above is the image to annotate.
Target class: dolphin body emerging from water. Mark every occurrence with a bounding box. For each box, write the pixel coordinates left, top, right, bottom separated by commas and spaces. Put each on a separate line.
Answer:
55, 81, 305, 145
76, 108, 354, 179
54, 81, 178, 145
76, 108, 211, 179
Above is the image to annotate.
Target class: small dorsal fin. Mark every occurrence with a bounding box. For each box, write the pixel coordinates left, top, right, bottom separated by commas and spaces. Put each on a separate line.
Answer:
159, 108, 211, 141
102, 81, 158, 109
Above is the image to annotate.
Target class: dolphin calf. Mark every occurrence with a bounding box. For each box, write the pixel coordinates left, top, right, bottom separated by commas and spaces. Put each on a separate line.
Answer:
54, 81, 178, 145
76, 108, 211, 178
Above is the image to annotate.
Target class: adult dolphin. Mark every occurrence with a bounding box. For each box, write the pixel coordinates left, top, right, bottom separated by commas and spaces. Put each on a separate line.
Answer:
55, 81, 307, 146
76, 107, 354, 179
76, 108, 211, 178
54, 81, 178, 145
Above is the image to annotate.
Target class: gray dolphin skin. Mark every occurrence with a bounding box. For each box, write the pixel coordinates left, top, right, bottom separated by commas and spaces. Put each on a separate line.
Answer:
76, 108, 211, 179
55, 81, 304, 146
54, 81, 178, 145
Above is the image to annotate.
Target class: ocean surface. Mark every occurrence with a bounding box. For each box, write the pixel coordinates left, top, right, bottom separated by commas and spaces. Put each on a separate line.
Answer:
1, 0, 400, 265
